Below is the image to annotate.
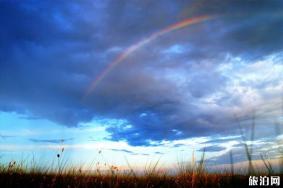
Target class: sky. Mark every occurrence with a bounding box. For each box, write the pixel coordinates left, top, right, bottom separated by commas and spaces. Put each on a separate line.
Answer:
0, 0, 283, 171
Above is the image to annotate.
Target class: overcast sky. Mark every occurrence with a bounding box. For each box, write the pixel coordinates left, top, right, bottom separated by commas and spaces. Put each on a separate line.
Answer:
0, 0, 283, 170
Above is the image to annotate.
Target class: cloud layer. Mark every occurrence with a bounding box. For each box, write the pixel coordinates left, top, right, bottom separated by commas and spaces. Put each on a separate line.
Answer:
1, 0, 283, 146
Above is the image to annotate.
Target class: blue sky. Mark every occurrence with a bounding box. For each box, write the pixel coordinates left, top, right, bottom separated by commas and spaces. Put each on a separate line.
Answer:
0, 0, 283, 170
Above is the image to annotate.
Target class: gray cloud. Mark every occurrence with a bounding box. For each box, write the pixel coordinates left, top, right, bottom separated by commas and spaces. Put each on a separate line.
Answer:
110, 149, 149, 156
0, 0, 283, 146
0, 134, 14, 140
204, 136, 241, 145
29, 138, 74, 144
200, 146, 226, 152
207, 138, 281, 165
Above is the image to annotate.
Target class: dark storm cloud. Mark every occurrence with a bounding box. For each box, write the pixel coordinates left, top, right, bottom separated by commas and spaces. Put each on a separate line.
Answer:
1, 0, 283, 146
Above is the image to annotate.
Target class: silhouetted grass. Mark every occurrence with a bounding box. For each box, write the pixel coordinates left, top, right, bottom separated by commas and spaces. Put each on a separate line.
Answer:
1, 147, 282, 188
0, 163, 257, 188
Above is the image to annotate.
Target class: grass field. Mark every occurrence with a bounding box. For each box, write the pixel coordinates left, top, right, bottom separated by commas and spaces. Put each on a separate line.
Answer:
0, 170, 254, 188
0, 150, 282, 188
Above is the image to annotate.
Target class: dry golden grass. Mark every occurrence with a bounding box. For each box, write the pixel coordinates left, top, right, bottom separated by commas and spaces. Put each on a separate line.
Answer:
0, 152, 282, 188
0, 163, 253, 188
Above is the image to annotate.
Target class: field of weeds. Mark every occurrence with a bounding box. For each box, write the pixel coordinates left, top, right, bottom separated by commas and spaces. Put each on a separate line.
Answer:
0, 165, 256, 188
0, 150, 282, 188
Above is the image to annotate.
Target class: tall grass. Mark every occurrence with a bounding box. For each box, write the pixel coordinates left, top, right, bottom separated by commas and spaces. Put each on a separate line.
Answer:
229, 150, 234, 175
234, 97, 283, 175
0, 145, 282, 188
235, 113, 255, 174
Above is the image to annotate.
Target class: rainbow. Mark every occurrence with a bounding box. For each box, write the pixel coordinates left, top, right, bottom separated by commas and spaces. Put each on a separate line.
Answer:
85, 15, 214, 97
